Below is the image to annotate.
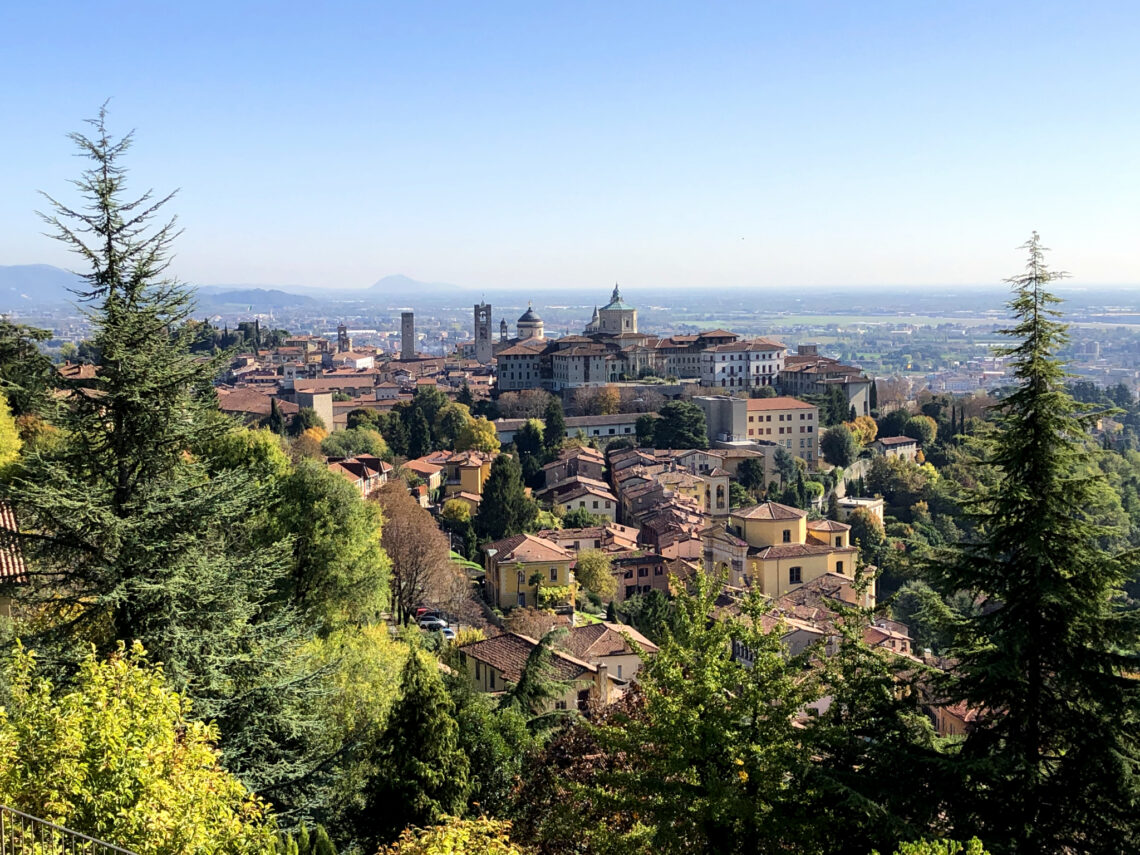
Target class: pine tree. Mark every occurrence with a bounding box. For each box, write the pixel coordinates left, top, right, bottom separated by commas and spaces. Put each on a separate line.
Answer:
5, 107, 325, 802
929, 234, 1140, 853
475, 454, 537, 542
869, 376, 879, 414
357, 650, 470, 846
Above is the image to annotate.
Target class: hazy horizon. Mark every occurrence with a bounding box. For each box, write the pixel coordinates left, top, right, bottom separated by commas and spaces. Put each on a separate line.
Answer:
3, 3, 1139, 292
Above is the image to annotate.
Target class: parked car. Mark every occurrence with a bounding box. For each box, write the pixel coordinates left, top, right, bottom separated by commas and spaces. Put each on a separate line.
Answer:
440, 627, 456, 641
418, 617, 448, 632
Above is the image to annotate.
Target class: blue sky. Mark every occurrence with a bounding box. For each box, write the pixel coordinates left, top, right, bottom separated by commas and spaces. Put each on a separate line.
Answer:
2, 1, 1138, 291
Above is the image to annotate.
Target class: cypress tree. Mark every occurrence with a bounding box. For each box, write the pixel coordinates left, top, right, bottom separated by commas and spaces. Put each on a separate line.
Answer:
357, 650, 470, 846
543, 395, 567, 457
869, 376, 879, 414
407, 408, 432, 458
930, 234, 1140, 853
267, 397, 287, 435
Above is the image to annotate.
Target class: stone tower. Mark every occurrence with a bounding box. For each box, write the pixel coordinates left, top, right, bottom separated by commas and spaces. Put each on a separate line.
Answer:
401, 312, 415, 361
474, 302, 493, 364
336, 323, 351, 353
500, 318, 508, 342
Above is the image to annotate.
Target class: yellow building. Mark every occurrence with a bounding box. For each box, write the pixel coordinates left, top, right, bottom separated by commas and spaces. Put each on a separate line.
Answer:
701, 501, 865, 601
745, 396, 819, 466
415, 450, 496, 498
459, 632, 627, 710
483, 533, 575, 610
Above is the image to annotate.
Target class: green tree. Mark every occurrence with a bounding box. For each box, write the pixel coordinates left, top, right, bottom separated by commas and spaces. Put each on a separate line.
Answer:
929, 234, 1140, 853
321, 427, 390, 459
737, 457, 766, 491
434, 402, 472, 449
0, 319, 56, 418
635, 413, 656, 445
5, 109, 325, 801
0, 642, 275, 855
0, 389, 22, 469
821, 423, 858, 467
903, 415, 937, 447
475, 455, 538, 542
357, 650, 470, 847
289, 406, 326, 437
267, 459, 389, 627
497, 628, 578, 734
574, 549, 616, 599
561, 506, 607, 528
407, 407, 432, 458
377, 817, 524, 855
652, 401, 708, 449
455, 416, 500, 454
266, 397, 287, 435
543, 396, 567, 456
450, 682, 535, 817
729, 481, 752, 508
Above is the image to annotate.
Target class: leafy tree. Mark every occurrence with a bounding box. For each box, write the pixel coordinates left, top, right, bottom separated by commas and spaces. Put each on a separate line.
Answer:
376, 410, 410, 458
652, 401, 708, 449
891, 580, 955, 655
0, 642, 275, 855
289, 406, 326, 437
729, 481, 752, 508
737, 457, 766, 491
847, 506, 887, 566
635, 413, 657, 445
475, 455, 537, 542
450, 682, 535, 817
455, 416, 500, 454
928, 234, 1140, 853
278, 823, 338, 855
356, 650, 470, 847
373, 481, 451, 625
903, 415, 937, 447
847, 414, 879, 446
456, 380, 475, 407
434, 402, 472, 449
821, 423, 858, 466
268, 459, 389, 627
574, 549, 616, 599
346, 408, 380, 431
0, 390, 22, 470
377, 817, 524, 855
878, 407, 912, 438
561, 506, 607, 528
543, 396, 567, 455
321, 427, 390, 459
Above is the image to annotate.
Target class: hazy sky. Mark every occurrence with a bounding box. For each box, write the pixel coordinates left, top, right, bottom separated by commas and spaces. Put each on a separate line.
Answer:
2, 2, 1138, 292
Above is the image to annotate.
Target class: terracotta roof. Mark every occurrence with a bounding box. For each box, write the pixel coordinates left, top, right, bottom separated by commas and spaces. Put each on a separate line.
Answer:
217, 387, 299, 417
483, 533, 572, 563
560, 622, 659, 660
806, 519, 851, 532
750, 543, 858, 560
697, 329, 740, 338
0, 503, 26, 583
733, 501, 805, 521
556, 484, 618, 503
57, 362, 98, 381
708, 338, 785, 352
745, 396, 817, 411
876, 436, 917, 447
460, 632, 600, 683
402, 459, 443, 476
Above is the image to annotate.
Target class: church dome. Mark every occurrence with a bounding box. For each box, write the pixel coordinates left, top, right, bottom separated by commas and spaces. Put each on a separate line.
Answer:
518, 305, 542, 324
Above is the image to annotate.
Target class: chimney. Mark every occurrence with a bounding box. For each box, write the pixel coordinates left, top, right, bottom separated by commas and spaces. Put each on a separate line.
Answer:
594, 661, 609, 702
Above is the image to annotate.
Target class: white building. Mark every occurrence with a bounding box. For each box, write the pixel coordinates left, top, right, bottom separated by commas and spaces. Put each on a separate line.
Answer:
700, 339, 786, 391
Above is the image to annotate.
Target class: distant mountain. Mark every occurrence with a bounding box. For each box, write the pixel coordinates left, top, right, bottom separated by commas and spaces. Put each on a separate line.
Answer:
367, 274, 462, 295
0, 264, 84, 306
198, 288, 317, 309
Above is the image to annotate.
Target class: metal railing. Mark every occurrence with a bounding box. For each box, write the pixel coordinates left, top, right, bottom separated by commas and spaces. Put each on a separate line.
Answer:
0, 806, 135, 855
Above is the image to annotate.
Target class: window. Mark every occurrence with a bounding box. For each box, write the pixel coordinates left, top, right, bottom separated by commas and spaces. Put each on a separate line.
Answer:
555, 700, 568, 710
624, 569, 633, 579
490, 670, 496, 689
789, 566, 802, 584
616, 664, 623, 679
836, 560, 844, 574
592, 500, 599, 509
782, 529, 792, 543
654, 565, 663, 575
550, 567, 558, 581
475, 662, 481, 680
517, 592, 526, 607
835, 536, 843, 547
